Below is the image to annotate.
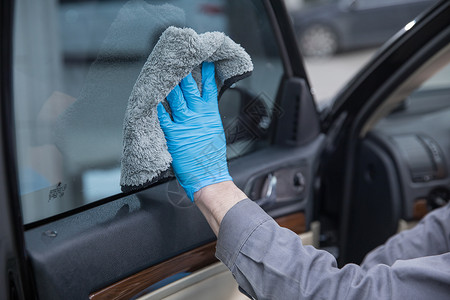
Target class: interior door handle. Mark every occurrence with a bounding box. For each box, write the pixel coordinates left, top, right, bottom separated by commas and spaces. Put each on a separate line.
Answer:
254, 173, 277, 207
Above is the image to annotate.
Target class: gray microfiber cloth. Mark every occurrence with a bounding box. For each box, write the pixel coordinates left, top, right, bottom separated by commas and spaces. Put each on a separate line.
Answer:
120, 26, 253, 193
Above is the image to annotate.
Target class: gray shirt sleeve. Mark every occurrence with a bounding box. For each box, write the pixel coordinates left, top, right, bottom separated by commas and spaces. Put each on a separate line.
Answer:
361, 201, 450, 270
216, 199, 450, 300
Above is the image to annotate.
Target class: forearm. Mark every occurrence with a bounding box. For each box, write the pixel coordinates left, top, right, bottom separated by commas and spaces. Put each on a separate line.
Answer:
194, 181, 247, 236
215, 199, 450, 300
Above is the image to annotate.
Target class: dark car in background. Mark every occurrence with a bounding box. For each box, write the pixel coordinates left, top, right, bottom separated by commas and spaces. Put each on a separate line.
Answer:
291, 0, 438, 56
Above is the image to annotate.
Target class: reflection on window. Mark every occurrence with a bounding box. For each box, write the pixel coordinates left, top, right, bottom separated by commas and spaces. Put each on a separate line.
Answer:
13, 0, 283, 223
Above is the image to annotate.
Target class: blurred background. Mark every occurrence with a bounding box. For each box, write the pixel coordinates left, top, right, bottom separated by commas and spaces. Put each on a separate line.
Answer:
285, 0, 438, 106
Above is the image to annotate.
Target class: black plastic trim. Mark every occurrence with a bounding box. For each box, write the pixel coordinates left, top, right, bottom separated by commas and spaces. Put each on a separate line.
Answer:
264, 0, 293, 78
268, 0, 311, 82
346, 139, 402, 263
274, 78, 320, 146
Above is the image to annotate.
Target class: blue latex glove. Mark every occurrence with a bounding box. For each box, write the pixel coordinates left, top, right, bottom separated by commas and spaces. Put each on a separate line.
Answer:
157, 62, 232, 201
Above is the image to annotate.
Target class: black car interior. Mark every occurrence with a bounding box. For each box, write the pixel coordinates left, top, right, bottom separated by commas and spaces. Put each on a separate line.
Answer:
349, 96, 450, 262
345, 55, 450, 263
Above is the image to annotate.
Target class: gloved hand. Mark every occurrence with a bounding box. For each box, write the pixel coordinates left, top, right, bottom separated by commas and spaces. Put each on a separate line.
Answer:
157, 62, 232, 201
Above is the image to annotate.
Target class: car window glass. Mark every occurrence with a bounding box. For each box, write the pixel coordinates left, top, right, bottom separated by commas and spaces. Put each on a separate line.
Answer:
13, 0, 284, 224
285, 0, 438, 108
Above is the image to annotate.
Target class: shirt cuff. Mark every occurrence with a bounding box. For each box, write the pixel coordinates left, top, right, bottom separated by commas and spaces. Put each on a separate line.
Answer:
216, 198, 272, 268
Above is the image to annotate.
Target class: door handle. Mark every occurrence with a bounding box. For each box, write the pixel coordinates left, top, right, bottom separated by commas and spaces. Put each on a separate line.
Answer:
254, 173, 277, 207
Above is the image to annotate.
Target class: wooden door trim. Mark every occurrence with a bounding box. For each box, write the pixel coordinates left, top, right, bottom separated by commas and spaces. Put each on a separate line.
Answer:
90, 211, 305, 300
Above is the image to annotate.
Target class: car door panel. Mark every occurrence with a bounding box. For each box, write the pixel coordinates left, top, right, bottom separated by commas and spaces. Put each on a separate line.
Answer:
88, 211, 307, 300
25, 131, 324, 299
139, 224, 318, 300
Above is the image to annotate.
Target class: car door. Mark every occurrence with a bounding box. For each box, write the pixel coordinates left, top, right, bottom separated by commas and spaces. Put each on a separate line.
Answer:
2, 0, 324, 299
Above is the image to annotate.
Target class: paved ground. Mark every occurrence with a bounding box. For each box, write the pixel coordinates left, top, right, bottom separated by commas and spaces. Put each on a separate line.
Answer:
303, 49, 377, 107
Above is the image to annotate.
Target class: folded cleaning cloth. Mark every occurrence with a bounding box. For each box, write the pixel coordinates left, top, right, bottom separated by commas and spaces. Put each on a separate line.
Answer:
120, 26, 253, 193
